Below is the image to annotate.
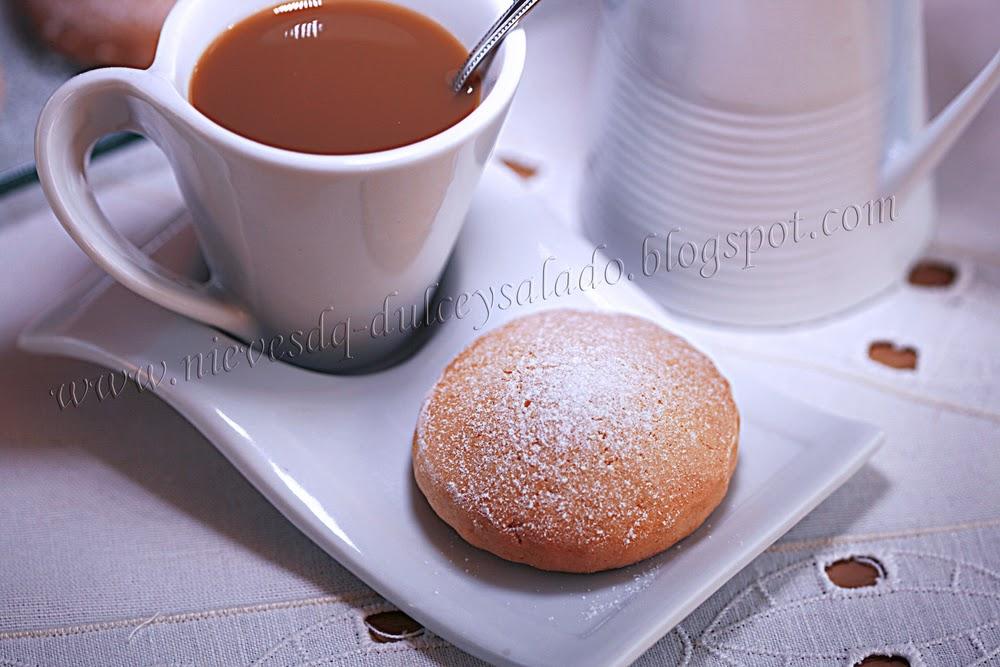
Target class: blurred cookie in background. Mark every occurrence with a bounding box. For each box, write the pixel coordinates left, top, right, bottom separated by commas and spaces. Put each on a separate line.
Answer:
19, 0, 176, 69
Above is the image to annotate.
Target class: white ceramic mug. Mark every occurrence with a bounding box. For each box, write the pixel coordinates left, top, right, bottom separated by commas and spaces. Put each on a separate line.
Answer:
36, 0, 525, 372
582, 0, 1000, 326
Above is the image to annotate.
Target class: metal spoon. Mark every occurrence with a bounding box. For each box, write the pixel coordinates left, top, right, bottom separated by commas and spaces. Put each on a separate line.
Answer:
452, 0, 542, 93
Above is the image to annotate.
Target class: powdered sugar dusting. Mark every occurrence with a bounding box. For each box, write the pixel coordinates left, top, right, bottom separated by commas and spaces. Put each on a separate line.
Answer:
414, 309, 738, 560
582, 567, 661, 621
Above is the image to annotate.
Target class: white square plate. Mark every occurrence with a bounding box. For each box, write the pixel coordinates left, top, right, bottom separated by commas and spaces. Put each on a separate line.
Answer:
20, 166, 882, 667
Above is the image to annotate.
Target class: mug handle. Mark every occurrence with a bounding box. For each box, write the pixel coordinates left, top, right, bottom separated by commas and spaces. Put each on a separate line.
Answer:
35, 67, 255, 339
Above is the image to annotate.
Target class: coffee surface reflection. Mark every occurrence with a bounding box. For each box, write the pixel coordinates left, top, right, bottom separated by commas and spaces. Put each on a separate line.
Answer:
190, 0, 480, 155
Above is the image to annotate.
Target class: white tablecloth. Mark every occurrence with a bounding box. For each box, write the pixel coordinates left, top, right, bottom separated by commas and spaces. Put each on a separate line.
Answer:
0, 1, 998, 665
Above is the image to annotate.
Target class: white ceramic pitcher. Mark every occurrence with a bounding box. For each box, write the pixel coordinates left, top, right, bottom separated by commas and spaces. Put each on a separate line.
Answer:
582, 0, 1000, 325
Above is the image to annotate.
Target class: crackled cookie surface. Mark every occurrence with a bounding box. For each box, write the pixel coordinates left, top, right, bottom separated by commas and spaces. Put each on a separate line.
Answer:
413, 309, 739, 573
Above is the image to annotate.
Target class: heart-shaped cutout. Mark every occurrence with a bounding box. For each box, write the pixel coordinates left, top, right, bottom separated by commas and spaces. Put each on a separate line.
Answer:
365, 610, 425, 643
856, 656, 910, 667
500, 156, 540, 180
908, 260, 957, 287
826, 556, 884, 588
868, 341, 918, 370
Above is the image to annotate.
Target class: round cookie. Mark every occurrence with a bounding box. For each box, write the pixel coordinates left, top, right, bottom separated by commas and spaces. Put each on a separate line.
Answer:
412, 309, 739, 573
20, 0, 176, 69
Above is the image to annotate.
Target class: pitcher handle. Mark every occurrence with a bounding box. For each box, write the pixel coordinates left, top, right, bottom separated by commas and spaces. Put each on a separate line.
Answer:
883, 46, 1000, 199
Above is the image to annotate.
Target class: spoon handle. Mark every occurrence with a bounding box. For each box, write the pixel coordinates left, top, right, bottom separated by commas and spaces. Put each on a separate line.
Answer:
452, 0, 542, 93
